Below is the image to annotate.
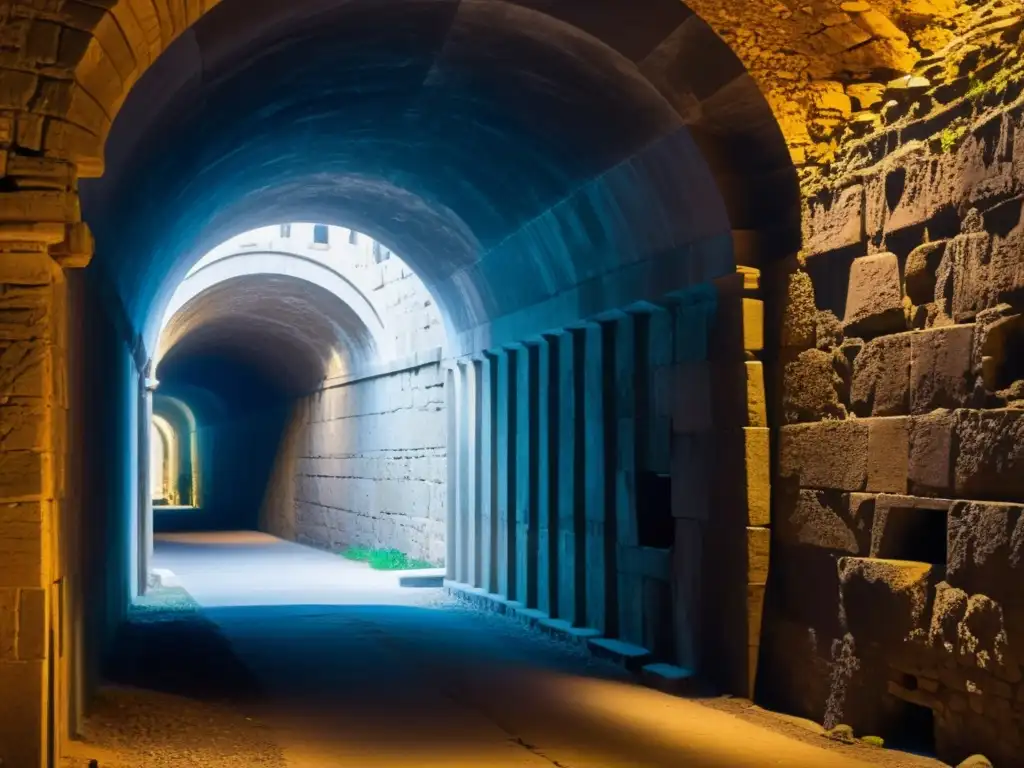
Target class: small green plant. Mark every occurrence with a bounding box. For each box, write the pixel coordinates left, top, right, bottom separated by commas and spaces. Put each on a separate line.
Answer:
341, 545, 435, 570
940, 124, 968, 152
965, 77, 986, 100
861, 735, 885, 748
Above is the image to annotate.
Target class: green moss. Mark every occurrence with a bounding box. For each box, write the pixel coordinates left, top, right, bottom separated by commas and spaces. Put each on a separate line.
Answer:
861, 735, 885, 748
341, 545, 435, 570
940, 124, 968, 153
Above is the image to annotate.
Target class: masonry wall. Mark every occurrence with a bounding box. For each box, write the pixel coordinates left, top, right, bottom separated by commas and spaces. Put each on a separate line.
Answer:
759, 9, 1024, 764
261, 360, 447, 564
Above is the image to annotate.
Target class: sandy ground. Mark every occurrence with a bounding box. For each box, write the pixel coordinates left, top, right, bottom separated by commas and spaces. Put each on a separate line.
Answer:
63, 532, 952, 768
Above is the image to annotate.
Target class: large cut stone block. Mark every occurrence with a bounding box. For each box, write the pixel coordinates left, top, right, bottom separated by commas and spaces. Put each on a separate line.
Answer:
910, 325, 974, 414
843, 253, 906, 337
782, 348, 846, 423
870, 495, 951, 563
865, 416, 908, 494
777, 488, 873, 555
839, 557, 938, 647
905, 240, 947, 306
952, 223, 1024, 322
804, 183, 864, 256
745, 427, 771, 527
946, 501, 1024, 599
908, 412, 954, 496
953, 409, 1024, 500
779, 421, 869, 491
851, 333, 910, 416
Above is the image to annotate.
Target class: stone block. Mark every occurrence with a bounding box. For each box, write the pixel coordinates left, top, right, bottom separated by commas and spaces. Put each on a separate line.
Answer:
910, 325, 974, 414
851, 333, 910, 416
776, 488, 873, 554
743, 298, 764, 353
954, 409, 1024, 500
905, 240, 948, 305
748, 526, 770, 585
839, 557, 938, 647
781, 270, 817, 349
746, 361, 767, 428
947, 501, 1024, 599
0, 588, 15, 659
782, 348, 846, 423
748, 584, 766, 646
670, 362, 712, 433
0, 659, 43, 768
804, 183, 864, 256
779, 421, 869, 491
745, 427, 771, 527
870, 494, 951, 563
952, 219, 1024, 322
17, 588, 45, 660
908, 411, 954, 496
844, 253, 906, 337
865, 417, 909, 494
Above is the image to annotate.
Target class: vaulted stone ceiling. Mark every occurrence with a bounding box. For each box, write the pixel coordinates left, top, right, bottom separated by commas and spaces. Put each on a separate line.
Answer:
78, 0, 796, 356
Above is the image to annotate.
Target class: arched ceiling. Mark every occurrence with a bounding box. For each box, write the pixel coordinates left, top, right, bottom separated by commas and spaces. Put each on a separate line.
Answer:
79, 0, 797, 357
157, 274, 375, 397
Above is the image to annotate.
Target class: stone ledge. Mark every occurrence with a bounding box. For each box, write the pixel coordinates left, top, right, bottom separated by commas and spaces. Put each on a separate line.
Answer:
445, 581, 703, 696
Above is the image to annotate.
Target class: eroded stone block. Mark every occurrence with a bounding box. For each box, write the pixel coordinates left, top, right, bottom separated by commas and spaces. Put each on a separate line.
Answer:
866, 416, 909, 493
954, 409, 1024, 499
910, 325, 974, 414
844, 253, 906, 337
781, 270, 818, 349
777, 488, 873, 554
779, 421, 869, 491
839, 557, 937, 646
783, 348, 846, 423
905, 240, 948, 305
804, 183, 864, 256
851, 333, 910, 416
952, 225, 1024, 321
908, 411, 954, 496
947, 501, 1024, 598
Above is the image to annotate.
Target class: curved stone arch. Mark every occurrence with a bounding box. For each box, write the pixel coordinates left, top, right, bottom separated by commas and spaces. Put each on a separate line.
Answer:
156, 250, 392, 361
152, 393, 200, 506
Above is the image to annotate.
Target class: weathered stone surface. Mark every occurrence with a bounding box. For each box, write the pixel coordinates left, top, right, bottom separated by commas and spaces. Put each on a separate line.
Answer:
779, 421, 869, 491
844, 253, 906, 337
804, 184, 864, 256
908, 411, 954, 496
954, 409, 1024, 500
0, 588, 16, 660
851, 333, 910, 416
952, 225, 1024, 322
782, 348, 846, 423
748, 526, 770, 585
839, 557, 937, 646
777, 488, 872, 554
929, 581, 968, 655
865, 417, 908, 494
974, 307, 1023, 392
815, 310, 843, 351
947, 501, 1024, 599
870, 494, 950, 562
905, 240, 948, 305
910, 325, 974, 414
781, 270, 818, 349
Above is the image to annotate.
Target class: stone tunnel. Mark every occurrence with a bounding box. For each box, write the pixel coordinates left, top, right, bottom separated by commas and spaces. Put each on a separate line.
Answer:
0, 0, 1022, 766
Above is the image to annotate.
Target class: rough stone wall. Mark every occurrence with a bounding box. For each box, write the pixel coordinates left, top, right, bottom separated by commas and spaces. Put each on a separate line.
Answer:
261, 362, 447, 564
761, 6, 1024, 762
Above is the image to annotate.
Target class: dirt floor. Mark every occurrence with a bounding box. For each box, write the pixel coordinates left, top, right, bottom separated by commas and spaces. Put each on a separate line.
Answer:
61, 534, 955, 768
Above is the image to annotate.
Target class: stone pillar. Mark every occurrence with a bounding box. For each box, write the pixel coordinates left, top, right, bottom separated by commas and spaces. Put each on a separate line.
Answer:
556, 330, 585, 624
495, 348, 517, 599
536, 336, 557, 616
613, 314, 643, 646
583, 323, 614, 634
444, 366, 457, 581
0, 239, 75, 765
455, 362, 470, 584
669, 288, 717, 674
479, 353, 497, 593
464, 361, 480, 587
138, 373, 156, 596
515, 344, 539, 607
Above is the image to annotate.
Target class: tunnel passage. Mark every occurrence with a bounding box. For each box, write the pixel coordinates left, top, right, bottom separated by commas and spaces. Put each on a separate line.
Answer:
0, 1, 808, 766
